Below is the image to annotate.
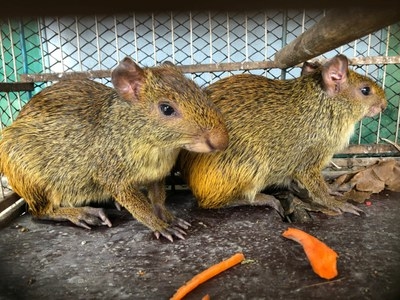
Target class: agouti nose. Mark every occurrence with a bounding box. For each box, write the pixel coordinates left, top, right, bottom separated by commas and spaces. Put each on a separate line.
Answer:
206, 127, 229, 151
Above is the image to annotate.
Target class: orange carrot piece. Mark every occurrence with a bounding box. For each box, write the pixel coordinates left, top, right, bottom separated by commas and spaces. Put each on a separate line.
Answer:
282, 227, 338, 280
170, 252, 245, 300
201, 294, 210, 300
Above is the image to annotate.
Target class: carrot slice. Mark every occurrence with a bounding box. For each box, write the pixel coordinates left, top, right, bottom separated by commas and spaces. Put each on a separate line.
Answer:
170, 252, 245, 300
282, 227, 338, 280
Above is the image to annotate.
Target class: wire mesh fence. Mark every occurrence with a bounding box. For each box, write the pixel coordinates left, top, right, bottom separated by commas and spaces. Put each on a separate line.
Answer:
1, 10, 399, 197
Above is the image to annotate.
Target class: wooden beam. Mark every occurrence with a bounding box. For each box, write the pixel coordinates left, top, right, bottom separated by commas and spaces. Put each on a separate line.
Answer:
323, 156, 400, 180
19, 61, 277, 82
274, 8, 400, 68
20, 70, 112, 83
0, 192, 21, 212
328, 157, 400, 170
19, 55, 400, 83
179, 61, 277, 73
339, 144, 399, 155
0, 192, 26, 229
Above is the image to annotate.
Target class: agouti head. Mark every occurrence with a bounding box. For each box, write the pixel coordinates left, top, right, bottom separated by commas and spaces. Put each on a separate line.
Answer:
301, 54, 387, 119
111, 57, 229, 153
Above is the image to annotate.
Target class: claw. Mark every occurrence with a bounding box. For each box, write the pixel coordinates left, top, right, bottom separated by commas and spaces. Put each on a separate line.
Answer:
83, 207, 112, 227
323, 202, 362, 216
161, 232, 174, 243
97, 209, 112, 227
114, 201, 122, 211
102, 220, 112, 227
170, 231, 185, 241
292, 196, 362, 217
75, 221, 92, 230
153, 224, 188, 242
268, 199, 285, 219
167, 226, 187, 240
175, 218, 191, 230
173, 226, 187, 236
329, 190, 344, 197
254, 193, 286, 218
339, 202, 362, 216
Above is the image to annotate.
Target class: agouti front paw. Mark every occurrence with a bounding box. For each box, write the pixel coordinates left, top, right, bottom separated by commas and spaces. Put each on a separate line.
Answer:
151, 204, 191, 241
153, 224, 188, 242
152, 216, 191, 242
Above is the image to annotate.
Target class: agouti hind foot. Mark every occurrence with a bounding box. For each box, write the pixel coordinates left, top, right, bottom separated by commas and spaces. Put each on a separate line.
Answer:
305, 198, 363, 216
227, 193, 285, 218
334, 200, 364, 216
36, 207, 112, 230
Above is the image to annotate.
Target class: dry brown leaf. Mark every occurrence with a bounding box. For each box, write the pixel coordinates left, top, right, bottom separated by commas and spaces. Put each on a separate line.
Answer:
342, 190, 372, 203
329, 173, 356, 193
330, 159, 400, 202
350, 168, 385, 193
371, 159, 397, 182
385, 164, 400, 192
334, 173, 353, 186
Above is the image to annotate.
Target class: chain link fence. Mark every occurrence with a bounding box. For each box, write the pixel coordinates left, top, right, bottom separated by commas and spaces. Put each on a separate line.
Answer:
1, 10, 399, 198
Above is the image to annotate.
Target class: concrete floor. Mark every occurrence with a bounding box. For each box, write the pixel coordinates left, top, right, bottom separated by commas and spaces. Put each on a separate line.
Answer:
0, 189, 399, 300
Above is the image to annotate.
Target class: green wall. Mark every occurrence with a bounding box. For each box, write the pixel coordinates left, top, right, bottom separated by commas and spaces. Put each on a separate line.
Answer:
0, 19, 43, 127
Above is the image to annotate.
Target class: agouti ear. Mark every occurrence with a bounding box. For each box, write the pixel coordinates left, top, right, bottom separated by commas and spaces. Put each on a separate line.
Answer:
161, 61, 175, 67
301, 61, 321, 76
160, 60, 183, 73
111, 57, 145, 102
321, 54, 349, 96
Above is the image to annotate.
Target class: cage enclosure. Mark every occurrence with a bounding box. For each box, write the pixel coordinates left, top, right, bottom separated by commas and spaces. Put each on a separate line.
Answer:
0, 7, 399, 300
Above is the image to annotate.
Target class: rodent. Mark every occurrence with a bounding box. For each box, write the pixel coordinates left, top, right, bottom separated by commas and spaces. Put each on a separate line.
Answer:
0, 57, 229, 242
177, 54, 387, 216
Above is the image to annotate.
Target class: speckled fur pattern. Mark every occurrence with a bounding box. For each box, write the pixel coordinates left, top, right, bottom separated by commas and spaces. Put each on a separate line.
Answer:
0, 58, 228, 240
178, 55, 387, 213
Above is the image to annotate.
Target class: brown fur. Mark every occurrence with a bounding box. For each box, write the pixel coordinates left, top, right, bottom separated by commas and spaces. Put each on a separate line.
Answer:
178, 55, 387, 215
0, 57, 228, 241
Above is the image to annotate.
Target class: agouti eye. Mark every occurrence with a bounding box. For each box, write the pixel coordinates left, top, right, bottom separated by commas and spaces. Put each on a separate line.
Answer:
159, 103, 176, 116
361, 86, 371, 96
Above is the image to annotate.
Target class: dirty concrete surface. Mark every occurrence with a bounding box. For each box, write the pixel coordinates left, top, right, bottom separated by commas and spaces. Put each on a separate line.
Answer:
0, 189, 399, 300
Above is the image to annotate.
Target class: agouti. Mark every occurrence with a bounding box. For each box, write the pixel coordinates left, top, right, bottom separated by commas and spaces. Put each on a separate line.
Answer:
0, 57, 229, 242
178, 54, 387, 216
